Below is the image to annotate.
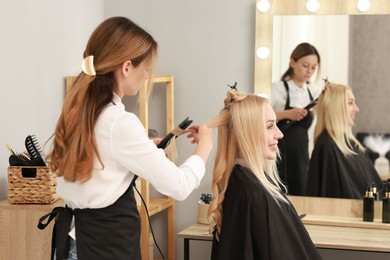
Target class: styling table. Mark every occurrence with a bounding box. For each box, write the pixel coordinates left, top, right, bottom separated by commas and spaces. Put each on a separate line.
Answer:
178, 196, 390, 260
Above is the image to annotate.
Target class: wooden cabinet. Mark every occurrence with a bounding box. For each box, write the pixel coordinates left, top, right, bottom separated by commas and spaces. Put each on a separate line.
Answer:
0, 199, 64, 260
139, 75, 175, 260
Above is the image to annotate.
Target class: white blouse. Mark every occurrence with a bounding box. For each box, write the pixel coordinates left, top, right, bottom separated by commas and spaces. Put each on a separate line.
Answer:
57, 93, 205, 209
271, 80, 322, 113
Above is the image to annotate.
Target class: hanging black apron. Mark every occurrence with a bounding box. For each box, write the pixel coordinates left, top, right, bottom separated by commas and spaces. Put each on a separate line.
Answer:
38, 177, 140, 260
277, 81, 314, 196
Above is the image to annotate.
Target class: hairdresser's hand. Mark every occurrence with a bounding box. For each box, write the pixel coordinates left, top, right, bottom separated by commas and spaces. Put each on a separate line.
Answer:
187, 125, 212, 144
187, 125, 213, 163
286, 108, 308, 121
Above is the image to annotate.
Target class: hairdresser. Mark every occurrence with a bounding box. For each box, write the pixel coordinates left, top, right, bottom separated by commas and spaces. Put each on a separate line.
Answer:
271, 42, 322, 196
38, 17, 213, 260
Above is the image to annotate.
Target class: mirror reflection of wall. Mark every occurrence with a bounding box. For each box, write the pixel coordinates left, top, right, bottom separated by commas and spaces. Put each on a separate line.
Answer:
272, 15, 349, 86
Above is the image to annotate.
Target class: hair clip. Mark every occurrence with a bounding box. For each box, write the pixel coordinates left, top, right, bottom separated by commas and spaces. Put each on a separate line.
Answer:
227, 81, 238, 91
322, 77, 329, 85
82, 55, 96, 76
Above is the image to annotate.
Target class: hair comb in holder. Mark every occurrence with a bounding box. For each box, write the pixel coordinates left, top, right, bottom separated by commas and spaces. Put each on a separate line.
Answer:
25, 135, 46, 166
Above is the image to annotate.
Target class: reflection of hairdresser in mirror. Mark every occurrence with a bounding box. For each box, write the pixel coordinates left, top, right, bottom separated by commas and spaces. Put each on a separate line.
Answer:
272, 42, 322, 196
306, 83, 383, 199
208, 90, 322, 260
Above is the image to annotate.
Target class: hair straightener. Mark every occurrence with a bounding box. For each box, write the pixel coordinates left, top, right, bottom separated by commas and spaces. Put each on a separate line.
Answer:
157, 116, 193, 149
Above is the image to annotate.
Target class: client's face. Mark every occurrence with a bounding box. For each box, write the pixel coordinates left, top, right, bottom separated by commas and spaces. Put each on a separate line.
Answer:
264, 103, 283, 160
346, 89, 359, 125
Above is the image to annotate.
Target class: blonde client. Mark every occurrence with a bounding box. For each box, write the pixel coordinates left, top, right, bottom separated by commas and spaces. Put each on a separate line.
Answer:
207, 90, 322, 260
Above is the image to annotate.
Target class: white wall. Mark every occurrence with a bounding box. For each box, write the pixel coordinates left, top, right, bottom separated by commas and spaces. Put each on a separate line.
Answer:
0, 1, 104, 199
104, 1, 255, 260
272, 15, 350, 85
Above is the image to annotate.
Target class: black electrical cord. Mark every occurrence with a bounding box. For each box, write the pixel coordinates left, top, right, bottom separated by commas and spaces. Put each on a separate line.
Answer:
134, 185, 166, 260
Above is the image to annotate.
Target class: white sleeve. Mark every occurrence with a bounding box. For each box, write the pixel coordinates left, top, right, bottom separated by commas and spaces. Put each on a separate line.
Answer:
271, 81, 287, 113
111, 113, 205, 201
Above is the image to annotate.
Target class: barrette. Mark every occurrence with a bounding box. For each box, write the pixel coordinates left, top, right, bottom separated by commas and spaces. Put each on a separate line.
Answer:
227, 81, 238, 91
322, 77, 329, 85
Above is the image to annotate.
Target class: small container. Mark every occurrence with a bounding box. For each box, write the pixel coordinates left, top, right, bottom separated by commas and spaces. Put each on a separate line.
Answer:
197, 201, 210, 224
382, 185, 390, 223
8, 166, 59, 204
363, 187, 374, 222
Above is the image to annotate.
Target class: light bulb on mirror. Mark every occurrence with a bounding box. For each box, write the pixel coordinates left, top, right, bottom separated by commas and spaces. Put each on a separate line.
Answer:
357, 0, 371, 12
257, 0, 271, 13
306, 0, 320, 13
256, 47, 270, 59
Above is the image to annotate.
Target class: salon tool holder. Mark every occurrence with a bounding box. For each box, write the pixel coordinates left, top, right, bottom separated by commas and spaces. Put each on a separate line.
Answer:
7, 166, 59, 204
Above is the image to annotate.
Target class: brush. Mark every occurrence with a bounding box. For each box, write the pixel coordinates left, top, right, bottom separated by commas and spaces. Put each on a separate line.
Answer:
25, 135, 46, 166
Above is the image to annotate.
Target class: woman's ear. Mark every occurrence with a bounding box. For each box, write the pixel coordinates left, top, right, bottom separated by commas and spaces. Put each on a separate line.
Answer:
289, 58, 295, 68
121, 60, 133, 77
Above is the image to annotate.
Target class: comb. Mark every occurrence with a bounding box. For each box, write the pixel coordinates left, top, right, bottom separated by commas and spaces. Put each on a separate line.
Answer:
25, 135, 46, 166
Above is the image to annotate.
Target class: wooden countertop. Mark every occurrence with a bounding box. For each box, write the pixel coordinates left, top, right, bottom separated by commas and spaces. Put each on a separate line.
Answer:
178, 223, 212, 241
305, 224, 390, 252
178, 215, 390, 253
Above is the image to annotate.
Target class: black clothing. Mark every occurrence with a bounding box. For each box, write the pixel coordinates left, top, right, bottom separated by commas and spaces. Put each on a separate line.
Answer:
277, 81, 314, 195
306, 131, 383, 199
211, 165, 322, 260
38, 178, 140, 260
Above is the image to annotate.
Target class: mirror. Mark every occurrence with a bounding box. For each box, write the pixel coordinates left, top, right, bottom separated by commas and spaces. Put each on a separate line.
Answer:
254, 0, 390, 96
254, 0, 390, 198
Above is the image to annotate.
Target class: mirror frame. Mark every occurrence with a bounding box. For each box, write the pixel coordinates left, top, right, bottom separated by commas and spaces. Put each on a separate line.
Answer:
254, 0, 390, 96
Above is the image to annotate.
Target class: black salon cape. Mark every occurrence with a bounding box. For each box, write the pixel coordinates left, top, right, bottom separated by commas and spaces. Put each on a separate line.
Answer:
211, 165, 322, 260
306, 131, 383, 199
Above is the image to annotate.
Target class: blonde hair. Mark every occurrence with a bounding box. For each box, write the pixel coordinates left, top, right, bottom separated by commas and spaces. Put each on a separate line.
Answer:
48, 17, 158, 183
206, 90, 287, 240
314, 83, 364, 155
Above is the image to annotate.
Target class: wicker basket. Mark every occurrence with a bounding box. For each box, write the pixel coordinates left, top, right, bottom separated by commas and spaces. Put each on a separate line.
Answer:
8, 166, 59, 204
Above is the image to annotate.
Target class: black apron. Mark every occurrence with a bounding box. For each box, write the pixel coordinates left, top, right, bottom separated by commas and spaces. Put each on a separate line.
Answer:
38, 177, 140, 260
277, 81, 314, 196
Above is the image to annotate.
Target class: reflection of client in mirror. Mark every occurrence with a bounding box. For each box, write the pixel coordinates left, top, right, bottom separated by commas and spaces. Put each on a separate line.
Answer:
306, 83, 383, 199
272, 43, 322, 196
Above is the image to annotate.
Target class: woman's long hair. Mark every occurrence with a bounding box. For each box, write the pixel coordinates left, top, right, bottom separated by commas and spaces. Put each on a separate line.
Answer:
281, 42, 321, 82
206, 90, 287, 240
48, 17, 158, 182
314, 83, 364, 155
